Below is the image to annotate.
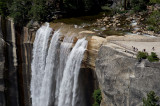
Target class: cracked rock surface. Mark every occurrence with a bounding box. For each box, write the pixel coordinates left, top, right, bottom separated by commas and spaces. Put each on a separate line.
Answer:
96, 45, 160, 106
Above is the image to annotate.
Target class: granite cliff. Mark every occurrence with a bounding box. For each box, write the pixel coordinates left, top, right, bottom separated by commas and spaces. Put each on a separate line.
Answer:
0, 18, 160, 106
96, 36, 160, 106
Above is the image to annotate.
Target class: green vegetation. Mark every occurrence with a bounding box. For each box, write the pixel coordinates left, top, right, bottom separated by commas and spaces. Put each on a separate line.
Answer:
146, 10, 160, 33
150, 0, 160, 4
131, 0, 149, 12
0, 0, 8, 17
0, 0, 107, 24
29, 0, 47, 21
137, 52, 159, 62
9, 0, 32, 24
92, 89, 102, 106
0, 0, 55, 24
137, 51, 148, 60
0, 0, 159, 27
143, 91, 159, 106
147, 52, 159, 62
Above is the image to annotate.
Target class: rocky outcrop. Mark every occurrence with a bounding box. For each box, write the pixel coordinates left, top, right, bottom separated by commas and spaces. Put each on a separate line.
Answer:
0, 17, 6, 106
0, 17, 35, 106
96, 43, 160, 106
51, 23, 106, 69
0, 17, 20, 106
20, 27, 35, 106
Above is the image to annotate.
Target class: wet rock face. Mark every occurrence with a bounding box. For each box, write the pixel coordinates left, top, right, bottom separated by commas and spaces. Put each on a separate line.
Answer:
20, 27, 35, 106
0, 29, 5, 106
96, 45, 160, 106
79, 68, 99, 106
0, 17, 35, 106
0, 17, 20, 106
5, 19, 21, 106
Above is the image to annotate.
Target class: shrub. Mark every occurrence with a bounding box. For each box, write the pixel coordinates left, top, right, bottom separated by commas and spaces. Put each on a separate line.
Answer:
146, 10, 160, 33
137, 51, 148, 60
131, 0, 149, 12
147, 25, 155, 31
143, 91, 159, 106
150, 0, 160, 4
147, 52, 159, 62
93, 89, 102, 106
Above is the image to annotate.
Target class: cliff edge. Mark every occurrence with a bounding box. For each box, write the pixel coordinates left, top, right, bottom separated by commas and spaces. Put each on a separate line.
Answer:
96, 36, 160, 106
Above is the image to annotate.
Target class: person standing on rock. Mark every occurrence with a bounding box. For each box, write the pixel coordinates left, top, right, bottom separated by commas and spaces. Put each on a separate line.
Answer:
152, 47, 155, 51
143, 49, 146, 52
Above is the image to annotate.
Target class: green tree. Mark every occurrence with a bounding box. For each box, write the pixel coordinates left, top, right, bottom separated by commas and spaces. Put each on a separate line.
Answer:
143, 91, 159, 106
147, 52, 159, 62
29, 0, 47, 21
137, 51, 148, 60
131, 0, 149, 12
124, 0, 127, 10
93, 89, 102, 106
0, 0, 8, 17
146, 10, 160, 33
9, 0, 32, 24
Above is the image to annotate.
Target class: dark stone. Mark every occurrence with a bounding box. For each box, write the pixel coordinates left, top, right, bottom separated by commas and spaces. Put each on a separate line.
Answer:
78, 68, 99, 106
0, 16, 6, 106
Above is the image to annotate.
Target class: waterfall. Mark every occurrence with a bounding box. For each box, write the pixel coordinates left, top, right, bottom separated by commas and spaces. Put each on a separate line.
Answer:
39, 29, 61, 106
58, 38, 88, 106
31, 23, 88, 106
54, 36, 74, 105
30, 23, 52, 106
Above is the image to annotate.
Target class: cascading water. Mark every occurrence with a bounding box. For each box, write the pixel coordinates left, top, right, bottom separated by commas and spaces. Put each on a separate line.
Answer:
54, 36, 74, 106
39, 29, 61, 106
30, 23, 52, 106
31, 23, 88, 106
58, 38, 88, 106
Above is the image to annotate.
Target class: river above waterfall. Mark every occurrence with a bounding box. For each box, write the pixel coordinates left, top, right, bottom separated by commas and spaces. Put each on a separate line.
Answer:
52, 11, 159, 37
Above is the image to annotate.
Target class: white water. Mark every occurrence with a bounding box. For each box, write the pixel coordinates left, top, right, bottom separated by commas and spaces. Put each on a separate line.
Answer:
30, 23, 52, 106
31, 23, 88, 106
39, 29, 61, 106
58, 38, 88, 106
54, 36, 74, 106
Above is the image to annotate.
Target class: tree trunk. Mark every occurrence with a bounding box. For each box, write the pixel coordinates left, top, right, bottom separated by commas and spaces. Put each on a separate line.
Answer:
124, 0, 127, 10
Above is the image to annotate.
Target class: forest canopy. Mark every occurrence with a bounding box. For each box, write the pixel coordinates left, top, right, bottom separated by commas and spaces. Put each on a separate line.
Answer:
0, 0, 107, 23
0, 0, 160, 25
